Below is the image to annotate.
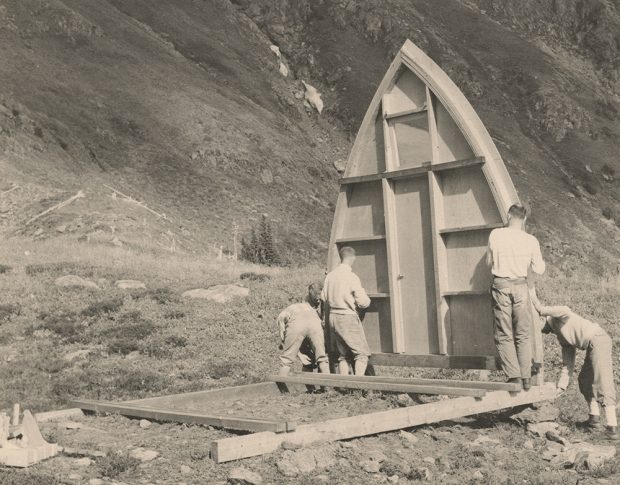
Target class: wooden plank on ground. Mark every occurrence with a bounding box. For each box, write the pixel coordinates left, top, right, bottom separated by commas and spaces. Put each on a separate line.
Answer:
71, 399, 295, 433
211, 383, 558, 463
289, 373, 521, 392
369, 352, 500, 370
35, 408, 84, 423
121, 382, 282, 408
269, 375, 486, 397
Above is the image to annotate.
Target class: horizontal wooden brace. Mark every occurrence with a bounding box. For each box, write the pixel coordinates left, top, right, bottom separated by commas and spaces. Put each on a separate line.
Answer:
339, 157, 485, 185
384, 106, 427, 120
269, 374, 486, 397
71, 399, 295, 433
369, 353, 500, 370
211, 383, 559, 462
335, 234, 387, 243
289, 373, 521, 392
438, 222, 504, 235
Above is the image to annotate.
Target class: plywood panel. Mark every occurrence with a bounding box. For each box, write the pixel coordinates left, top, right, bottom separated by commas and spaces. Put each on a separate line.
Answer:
336, 240, 389, 295
445, 231, 492, 292
385, 69, 428, 114
448, 295, 496, 356
360, 299, 393, 353
440, 166, 502, 228
393, 177, 438, 354
434, 96, 475, 162
341, 182, 385, 238
349, 112, 385, 176
392, 113, 431, 168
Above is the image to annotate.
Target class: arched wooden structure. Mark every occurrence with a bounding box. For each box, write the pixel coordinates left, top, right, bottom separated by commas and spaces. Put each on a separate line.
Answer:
327, 40, 528, 368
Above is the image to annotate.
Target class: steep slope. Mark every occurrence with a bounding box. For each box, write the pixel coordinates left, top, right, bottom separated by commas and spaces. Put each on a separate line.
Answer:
0, 0, 347, 261
233, 0, 620, 275
1, 0, 618, 274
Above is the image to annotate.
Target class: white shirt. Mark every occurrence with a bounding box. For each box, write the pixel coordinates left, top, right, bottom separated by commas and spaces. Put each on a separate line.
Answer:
488, 227, 545, 278
321, 264, 371, 315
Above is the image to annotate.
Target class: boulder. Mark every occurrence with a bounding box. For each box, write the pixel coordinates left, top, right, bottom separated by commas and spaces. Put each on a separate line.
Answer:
550, 442, 616, 469
302, 81, 324, 114
182, 285, 249, 303
399, 430, 419, 445
228, 467, 262, 484
74, 457, 93, 467
55, 275, 99, 289
115, 280, 146, 290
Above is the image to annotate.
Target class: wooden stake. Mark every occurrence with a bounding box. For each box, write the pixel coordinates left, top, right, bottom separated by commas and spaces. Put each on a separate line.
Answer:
25, 191, 85, 226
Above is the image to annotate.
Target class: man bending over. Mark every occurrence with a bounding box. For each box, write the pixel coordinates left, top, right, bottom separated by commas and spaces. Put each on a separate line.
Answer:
277, 283, 330, 376
322, 246, 371, 376
488, 204, 545, 390
532, 294, 618, 440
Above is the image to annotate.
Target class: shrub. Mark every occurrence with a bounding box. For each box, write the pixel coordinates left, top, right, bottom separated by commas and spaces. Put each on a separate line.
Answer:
165, 335, 188, 347
0, 303, 21, 322
97, 452, 140, 479
138, 287, 179, 305
81, 297, 124, 317
25, 262, 96, 277
100, 320, 155, 341
240, 271, 271, 282
113, 369, 169, 393
38, 311, 82, 341
163, 310, 185, 319
0, 264, 11, 274
240, 215, 280, 266
601, 163, 616, 178
583, 181, 598, 195
107, 338, 140, 356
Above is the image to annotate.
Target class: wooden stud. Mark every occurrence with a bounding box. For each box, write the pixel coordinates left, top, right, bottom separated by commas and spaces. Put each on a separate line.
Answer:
369, 352, 500, 370
381, 95, 405, 353
384, 107, 428, 120
71, 399, 295, 433
335, 235, 386, 244
210, 383, 558, 463
438, 222, 504, 234
269, 374, 487, 398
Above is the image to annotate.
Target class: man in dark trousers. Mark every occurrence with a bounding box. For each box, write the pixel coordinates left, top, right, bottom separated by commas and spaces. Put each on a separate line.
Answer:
488, 204, 545, 390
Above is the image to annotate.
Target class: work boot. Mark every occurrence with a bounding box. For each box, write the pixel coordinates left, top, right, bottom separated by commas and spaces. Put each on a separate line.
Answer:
602, 426, 619, 440
522, 378, 531, 391
579, 414, 602, 430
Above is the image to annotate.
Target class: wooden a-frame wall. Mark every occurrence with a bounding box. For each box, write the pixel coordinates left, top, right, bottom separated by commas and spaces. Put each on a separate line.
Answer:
327, 40, 542, 369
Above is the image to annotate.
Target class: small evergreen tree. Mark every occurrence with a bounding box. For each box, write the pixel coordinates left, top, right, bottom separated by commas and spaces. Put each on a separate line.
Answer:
239, 216, 280, 266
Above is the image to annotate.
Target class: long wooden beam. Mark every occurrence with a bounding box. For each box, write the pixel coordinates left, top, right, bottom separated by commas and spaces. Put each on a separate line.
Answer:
269, 375, 486, 397
71, 399, 295, 433
211, 383, 558, 463
288, 373, 521, 392
369, 353, 500, 370
121, 382, 282, 408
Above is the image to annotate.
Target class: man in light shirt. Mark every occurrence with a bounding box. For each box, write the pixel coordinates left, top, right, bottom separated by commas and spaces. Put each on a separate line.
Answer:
488, 204, 546, 390
277, 283, 330, 376
531, 293, 618, 440
322, 246, 371, 376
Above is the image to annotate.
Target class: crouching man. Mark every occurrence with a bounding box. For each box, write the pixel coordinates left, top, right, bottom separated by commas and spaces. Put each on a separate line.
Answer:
277, 283, 330, 376
533, 295, 618, 440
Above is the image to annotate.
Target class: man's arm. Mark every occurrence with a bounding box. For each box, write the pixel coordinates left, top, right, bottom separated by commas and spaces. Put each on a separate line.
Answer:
276, 309, 290, 343
538, 305, 571, 320
557, 345, 576, 391
530, 238, 546, 275
351, 274, 371, 309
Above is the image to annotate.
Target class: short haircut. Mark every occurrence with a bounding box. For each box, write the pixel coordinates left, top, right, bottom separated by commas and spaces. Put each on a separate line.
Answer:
508, 204, 527, 220
308, 282, 322, 292
339, 246, 356, 260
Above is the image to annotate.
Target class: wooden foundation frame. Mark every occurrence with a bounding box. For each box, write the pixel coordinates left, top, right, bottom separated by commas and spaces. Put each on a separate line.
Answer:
71, 376, 558, 464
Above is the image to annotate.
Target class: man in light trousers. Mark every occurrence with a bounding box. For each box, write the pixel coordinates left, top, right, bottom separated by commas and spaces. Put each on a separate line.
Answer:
488, 204, 545, 390
322, 246, 371, 376
277, 283, 330, 376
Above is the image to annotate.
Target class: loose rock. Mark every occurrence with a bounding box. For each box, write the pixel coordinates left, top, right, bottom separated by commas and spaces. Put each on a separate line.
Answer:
55, 275, 99, 289
472, 469, 484, 480
511, 403, 559, 425
180, 465, 191, 474
399, 430, 419, 445
129, 448, 159, 462
527, 421, 559, 437
360, 460, 381, 473
74, 457, 93, 467
139, 419, 151, 429
182, 285, 250, 303
115, 280, 146, 290
228, 466, 262, 484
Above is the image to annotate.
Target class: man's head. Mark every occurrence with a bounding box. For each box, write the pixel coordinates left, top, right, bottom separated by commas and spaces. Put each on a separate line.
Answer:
307, 282, 322, 306
507, 204, 527, 228
339, 246, 356, 266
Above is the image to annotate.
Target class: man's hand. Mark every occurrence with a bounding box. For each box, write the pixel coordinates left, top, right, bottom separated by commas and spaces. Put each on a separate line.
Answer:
557, 368, 570, 391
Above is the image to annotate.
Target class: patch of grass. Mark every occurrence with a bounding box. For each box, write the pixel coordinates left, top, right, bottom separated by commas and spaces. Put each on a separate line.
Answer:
38, 310, 82, 341
80, 297, 124, 317
0, 303, 21, 321
113, 368, 170, 393
163, 309, 185, 319
586, 459, 618, 477
0, 469, 65, 485
240, 271, 271, 282
25, 261, 96, 277
0, 264, 12, 274
165, 335, 188, 347
135, 287, 179, 305
97, 451, 140, 479
447, 448, 483, 469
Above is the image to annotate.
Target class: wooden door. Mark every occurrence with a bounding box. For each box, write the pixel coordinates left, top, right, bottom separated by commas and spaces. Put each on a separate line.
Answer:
393, 177, 438, 354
